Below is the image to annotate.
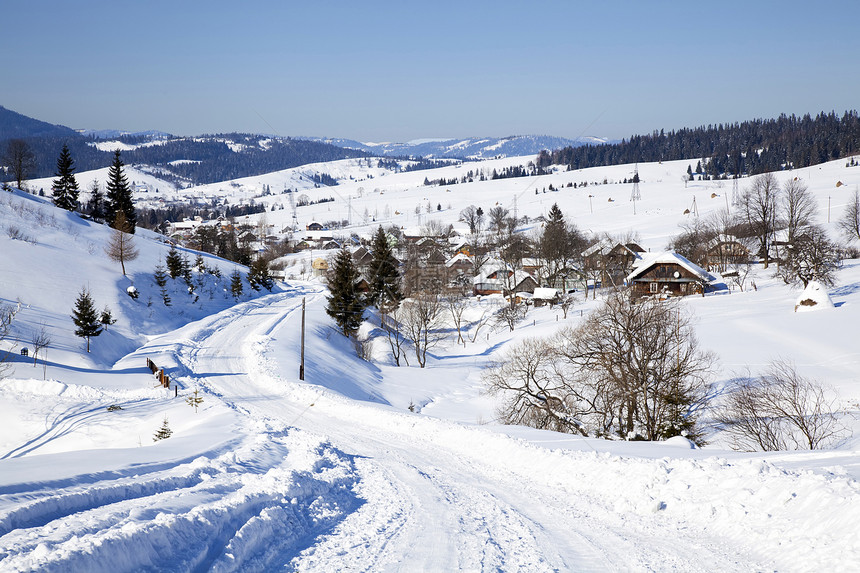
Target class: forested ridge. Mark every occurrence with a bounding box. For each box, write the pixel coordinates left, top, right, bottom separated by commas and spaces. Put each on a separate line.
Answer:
539, 111, 860, 176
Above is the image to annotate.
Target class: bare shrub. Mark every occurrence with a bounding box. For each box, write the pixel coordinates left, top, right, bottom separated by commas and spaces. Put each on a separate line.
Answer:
716, 359, 848, 451
6, 225, 23, 240
495, 304, 527, 332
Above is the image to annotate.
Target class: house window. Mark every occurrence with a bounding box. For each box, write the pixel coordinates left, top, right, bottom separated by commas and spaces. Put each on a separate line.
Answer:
650, 282, 658, 293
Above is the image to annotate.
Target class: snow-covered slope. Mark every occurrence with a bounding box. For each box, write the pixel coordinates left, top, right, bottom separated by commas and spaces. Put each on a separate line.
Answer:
3, 152, 860, 570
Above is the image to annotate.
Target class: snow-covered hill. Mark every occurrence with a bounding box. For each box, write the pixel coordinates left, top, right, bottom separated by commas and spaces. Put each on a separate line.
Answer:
3, 152, 860, 570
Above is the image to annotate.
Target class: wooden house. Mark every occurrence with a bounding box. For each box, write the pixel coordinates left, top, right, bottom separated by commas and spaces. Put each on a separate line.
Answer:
582, 241, 646, 288
531, 287, 560, 307
705, 235, 749, 271
473, 267, 536, 296
626, 252, 715, 299
312, 257, 329, 277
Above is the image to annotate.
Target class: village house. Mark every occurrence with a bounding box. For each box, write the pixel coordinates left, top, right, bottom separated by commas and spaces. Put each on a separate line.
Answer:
473, 266, 538, 296
312, 257, 329, 278
705, 234, 749, 272
582, 240, 647, 288
531, 287, 560, 307
626, 252, 716, 299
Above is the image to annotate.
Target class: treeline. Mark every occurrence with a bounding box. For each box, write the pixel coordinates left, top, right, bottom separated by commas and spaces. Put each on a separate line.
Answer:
423, 162, 547, 186
539, 111, 860, 176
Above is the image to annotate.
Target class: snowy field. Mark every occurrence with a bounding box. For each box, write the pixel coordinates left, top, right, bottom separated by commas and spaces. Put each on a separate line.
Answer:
3, 153, 860, 571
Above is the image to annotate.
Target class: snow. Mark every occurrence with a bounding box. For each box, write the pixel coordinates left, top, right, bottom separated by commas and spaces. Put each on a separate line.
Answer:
3, 152, 860, 570
794, 280, 836, 312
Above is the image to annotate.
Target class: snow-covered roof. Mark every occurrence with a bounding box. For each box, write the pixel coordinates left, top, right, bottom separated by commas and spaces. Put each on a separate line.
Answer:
446, 252, 473, 267
626, 251, 715, 283
533, 287, 559, 300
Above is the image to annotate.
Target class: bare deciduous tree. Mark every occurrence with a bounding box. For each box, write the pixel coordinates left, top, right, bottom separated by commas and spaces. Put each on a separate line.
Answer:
716, 360, 848, 451
381, 308, 408, 367
105, 211, 139, 276
484, 337, 578, 433
727, 261, 753, 292
400, 293, 444, 368
468, 307, 492, 343
781, 178, 817, 244
459, 205, 483, 235
30, 323, 52, 366
741, 173, 780, 268
774, 225, 840, 288
557, 293, 575, 319
486, 292, 715, 443
446, 294, 469, 346
838, 188, 860, 243
3, 139, 36, 190
494, 304, 526, 332
1, 304, 18, 379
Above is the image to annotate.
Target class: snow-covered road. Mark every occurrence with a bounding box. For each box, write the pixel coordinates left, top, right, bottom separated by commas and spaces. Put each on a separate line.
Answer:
3, 288, 858, 571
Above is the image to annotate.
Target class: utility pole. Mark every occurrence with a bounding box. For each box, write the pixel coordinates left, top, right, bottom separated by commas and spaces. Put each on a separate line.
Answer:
299, 297, 305, 380
630, 164, 640, 215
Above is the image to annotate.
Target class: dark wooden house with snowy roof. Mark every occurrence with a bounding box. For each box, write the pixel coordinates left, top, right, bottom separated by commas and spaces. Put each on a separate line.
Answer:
626, 252, 715, 299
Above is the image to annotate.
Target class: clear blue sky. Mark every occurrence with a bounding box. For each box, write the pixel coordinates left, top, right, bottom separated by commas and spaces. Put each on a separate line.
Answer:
5, 1, 859, 142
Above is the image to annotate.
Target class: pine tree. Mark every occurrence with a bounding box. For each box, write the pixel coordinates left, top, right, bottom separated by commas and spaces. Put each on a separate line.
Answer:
247, 257, 274, 291
105, 150, 136, 233
100, 306, 116, 331
154, 262, 171, 306
71, 287, 103, 352
153, 416, 172, 441
326, 247, 366, 336
51, 144, 80, 211
230, 269, 244, 299
368, 226, 401, 310
165, 245, 183, 279
88, 180, 105, 221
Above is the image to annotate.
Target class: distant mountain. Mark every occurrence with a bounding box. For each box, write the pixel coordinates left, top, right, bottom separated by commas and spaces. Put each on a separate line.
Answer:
77, 128, 174, 139
0, 105, 78, 140
300, 135, 607, 160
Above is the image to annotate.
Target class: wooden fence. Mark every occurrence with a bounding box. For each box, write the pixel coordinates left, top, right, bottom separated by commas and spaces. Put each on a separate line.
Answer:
146, 358, 172, 391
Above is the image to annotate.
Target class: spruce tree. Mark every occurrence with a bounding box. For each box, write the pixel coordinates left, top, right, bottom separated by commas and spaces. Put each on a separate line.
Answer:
540, 203, 570, 284
154, 262, 171, 306
368, 226, 401, 310
105, 150, 137, 233
248, 257, 274, 292
71, 287, 103, 352
165, 245, 183, 279
230, 269, 244, 299
326, 247, 366, 336
88, 181, 105, 221
153, 416, 172, 441
51, 144, 80, 211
